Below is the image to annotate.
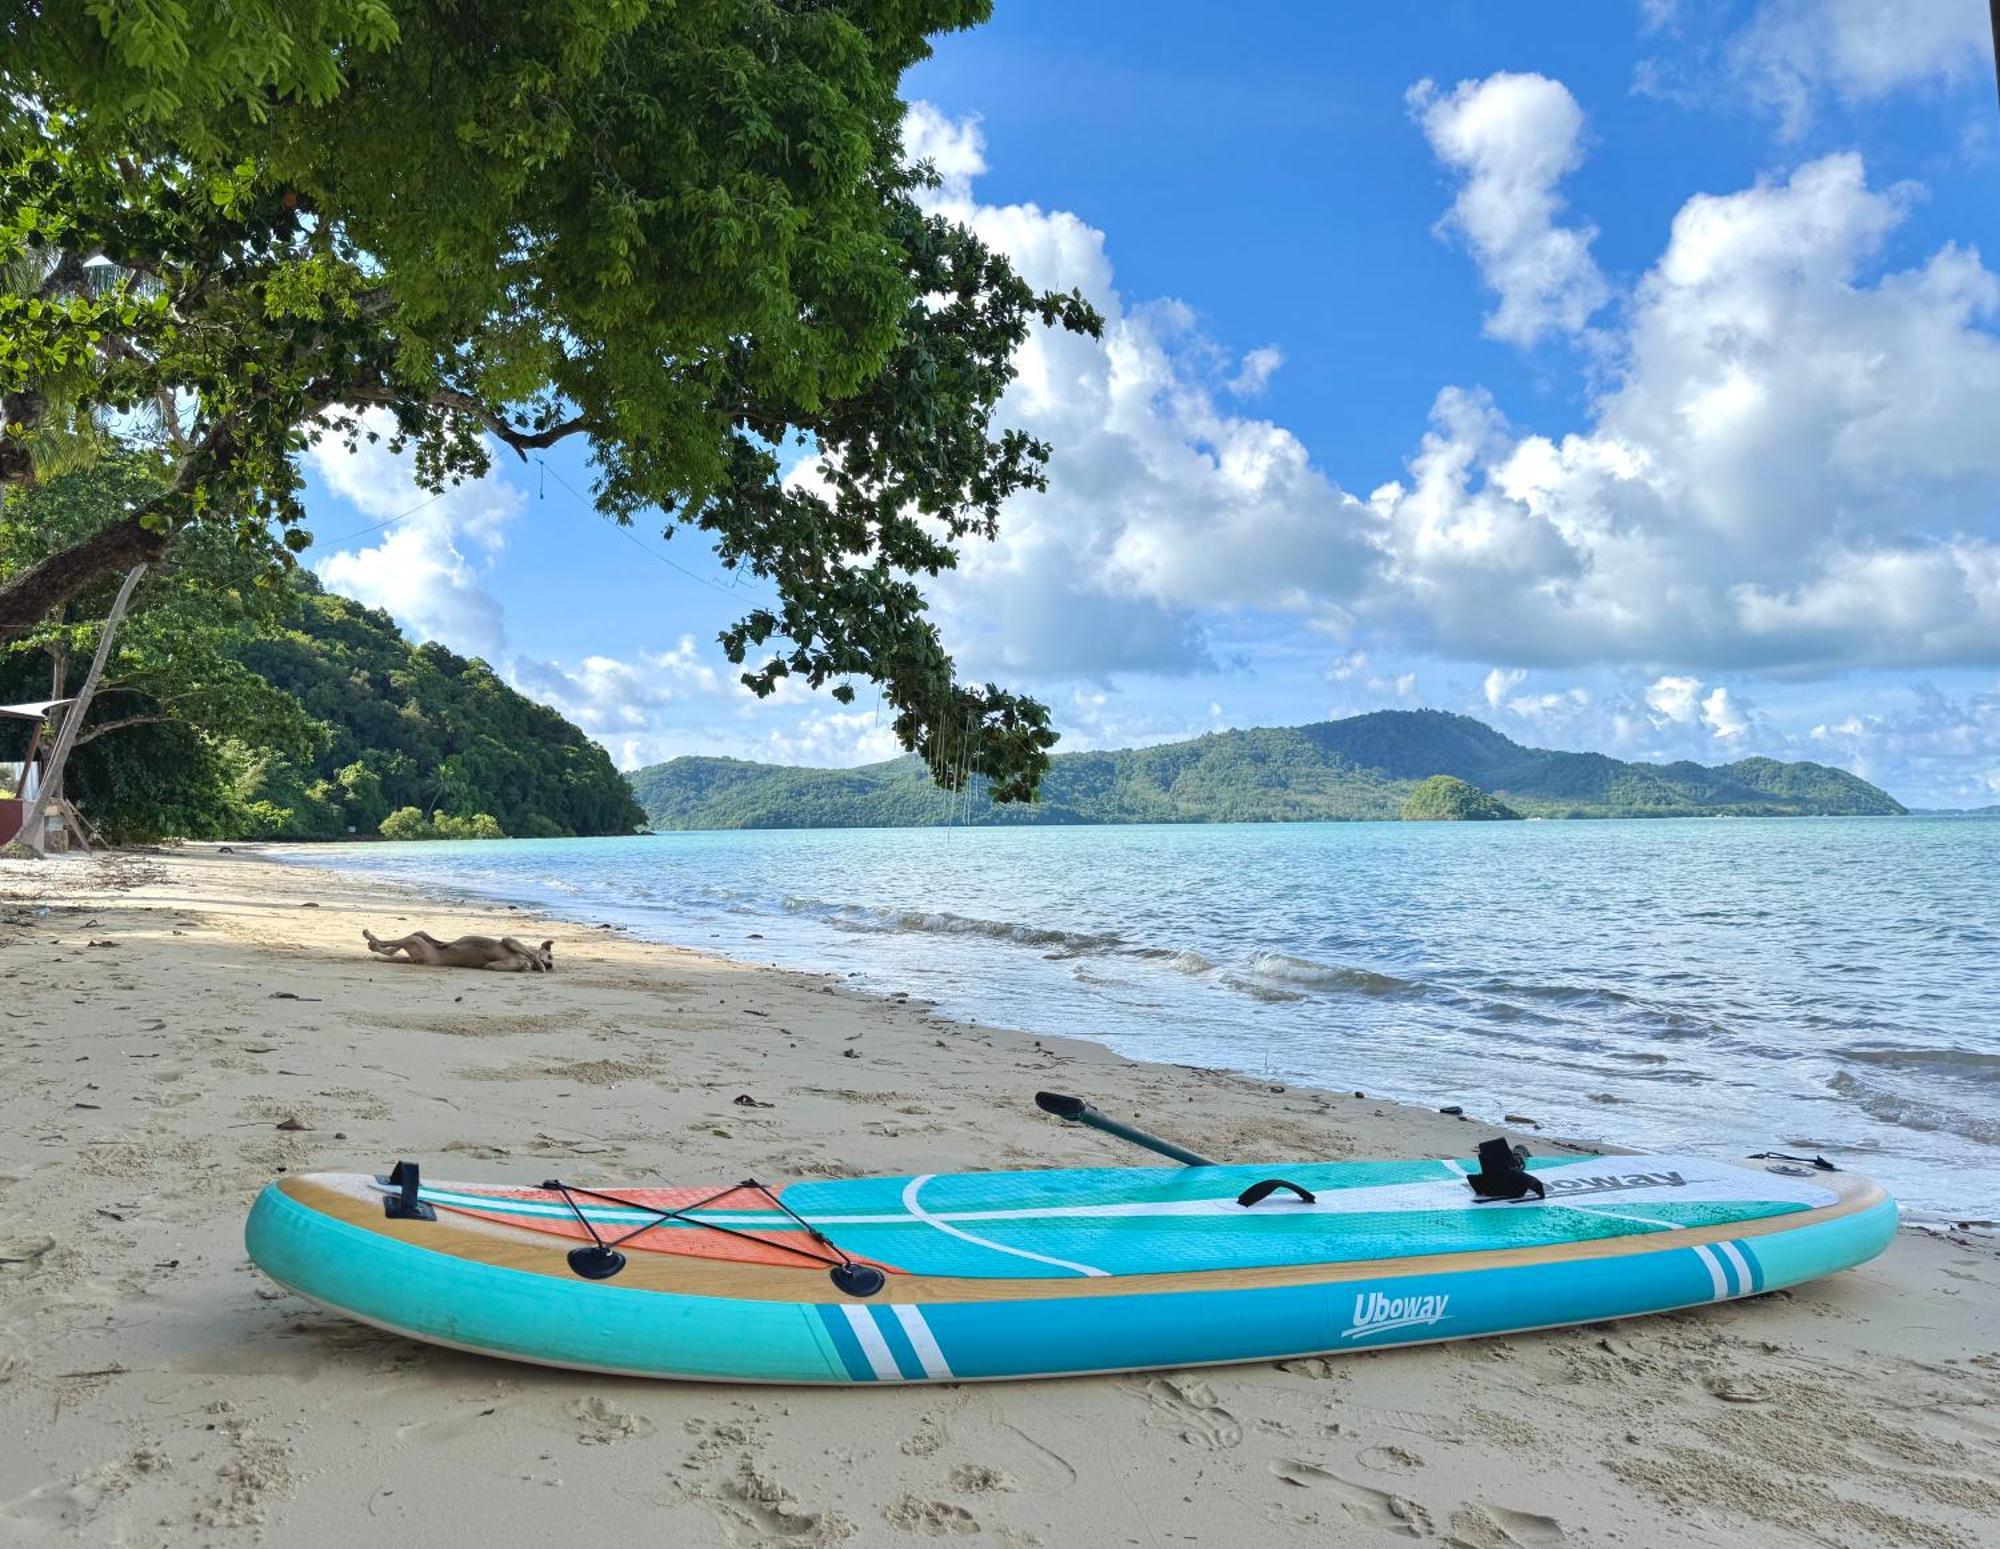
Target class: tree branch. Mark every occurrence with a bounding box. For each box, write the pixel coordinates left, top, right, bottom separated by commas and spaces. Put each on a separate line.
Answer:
71, 713, 170, 748
0, 511, 170, 639
0, 413, 243, 641
342, 386, 592, 459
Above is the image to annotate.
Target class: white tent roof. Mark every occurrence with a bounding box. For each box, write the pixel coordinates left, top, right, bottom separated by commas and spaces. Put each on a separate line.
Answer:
0, 699, 75, 721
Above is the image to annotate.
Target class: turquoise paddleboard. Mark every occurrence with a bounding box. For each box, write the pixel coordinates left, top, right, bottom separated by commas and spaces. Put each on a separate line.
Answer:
245, 1142, 1895, 1383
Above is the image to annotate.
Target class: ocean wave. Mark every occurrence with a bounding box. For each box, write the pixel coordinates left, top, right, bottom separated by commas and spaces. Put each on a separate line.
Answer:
1130, 947, 1217, 975
1427, 991, 1567, 1028
1468, 977, 1640, 1009
783, 896, 1125, 956
1828, 1070, 2000, 1148
1840, 1045, 2000, 1082
1217, 974, 1308, 1004
1240, 952, 1420, 996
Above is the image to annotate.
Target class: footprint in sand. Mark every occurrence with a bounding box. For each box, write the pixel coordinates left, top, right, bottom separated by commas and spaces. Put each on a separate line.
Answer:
0, 1465, 126, 1533
573, 1394, 655, 1444
714, 1461, 848, 1545
1267, 1459, 1431, 1537
392, 1397, 513, 1445
1701, 1371, 1771, 1404
901, 1415, 949, 1457
883, 1495, 979, 1536
1130, 1377, 1244, 1450
1445, 1503, 1567, 1548
948, 1463, 1016, 1494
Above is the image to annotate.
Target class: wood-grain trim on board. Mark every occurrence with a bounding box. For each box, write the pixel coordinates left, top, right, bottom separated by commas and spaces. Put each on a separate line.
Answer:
275, 1168, 1887, 1307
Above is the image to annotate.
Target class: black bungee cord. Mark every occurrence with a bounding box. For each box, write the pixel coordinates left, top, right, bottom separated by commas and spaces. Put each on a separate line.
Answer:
539, 1176, 887, 1296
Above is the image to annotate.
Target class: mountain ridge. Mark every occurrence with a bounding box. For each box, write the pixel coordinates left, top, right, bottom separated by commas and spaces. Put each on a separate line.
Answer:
627, 710, 1904, 829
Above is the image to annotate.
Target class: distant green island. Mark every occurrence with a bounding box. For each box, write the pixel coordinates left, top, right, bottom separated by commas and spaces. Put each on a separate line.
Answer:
1400, 774, 1522, 821
628, 710, 1904, 829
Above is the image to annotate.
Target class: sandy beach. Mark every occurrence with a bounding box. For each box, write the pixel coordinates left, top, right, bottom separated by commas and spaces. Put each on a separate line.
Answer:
0, 847, 1995, 1548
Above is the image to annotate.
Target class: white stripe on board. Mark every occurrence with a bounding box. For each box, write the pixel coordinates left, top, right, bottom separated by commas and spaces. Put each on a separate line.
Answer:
1559, 1203, 1678, 1232
890, 1305, 955, 1380
1692, 1245, 1730, 1299
1716, 1241, 1754, 1295
901, 1175, 1109, 1277
841, 1304, 901, 1381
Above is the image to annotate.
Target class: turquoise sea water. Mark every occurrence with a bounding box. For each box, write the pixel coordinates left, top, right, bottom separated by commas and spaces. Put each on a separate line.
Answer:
285, 816, 1999, 1220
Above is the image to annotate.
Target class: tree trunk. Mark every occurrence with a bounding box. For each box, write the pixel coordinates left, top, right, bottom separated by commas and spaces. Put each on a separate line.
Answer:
0, 516, 167, 644
44, 636, 69, 810
18, 564, 147, 855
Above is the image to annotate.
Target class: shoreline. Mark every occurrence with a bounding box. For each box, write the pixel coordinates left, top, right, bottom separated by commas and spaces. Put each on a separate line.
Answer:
264, 834, 1645, 1161
264, 828, 1996, 1227
0, 847, 1994, 1546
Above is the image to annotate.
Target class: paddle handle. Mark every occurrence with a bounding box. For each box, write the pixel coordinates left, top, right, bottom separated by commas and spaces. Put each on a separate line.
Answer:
1034, 1091, 1217, 1167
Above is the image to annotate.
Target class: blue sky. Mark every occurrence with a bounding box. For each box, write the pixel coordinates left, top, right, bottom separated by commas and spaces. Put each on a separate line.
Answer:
297, 0, 2000, 806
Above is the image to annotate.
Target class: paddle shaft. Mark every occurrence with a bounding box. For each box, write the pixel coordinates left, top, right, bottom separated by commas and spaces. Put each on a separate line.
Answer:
1034, 1091, 1217, 1167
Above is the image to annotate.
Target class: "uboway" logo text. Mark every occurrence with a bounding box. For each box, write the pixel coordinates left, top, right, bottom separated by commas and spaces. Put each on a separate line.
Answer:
1543, 1170, 1686, 1198
1341, 1289, 1450, 1340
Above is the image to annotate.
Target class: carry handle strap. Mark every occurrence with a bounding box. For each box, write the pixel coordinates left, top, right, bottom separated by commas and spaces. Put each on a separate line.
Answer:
1236, 1178, 1317, 1208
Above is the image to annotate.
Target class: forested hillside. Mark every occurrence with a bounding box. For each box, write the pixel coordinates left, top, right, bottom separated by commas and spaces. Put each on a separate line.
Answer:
3, 577, 645, 842
1, 461, 642, 843
227, 583, 645, 840
629, 710, 1903, 828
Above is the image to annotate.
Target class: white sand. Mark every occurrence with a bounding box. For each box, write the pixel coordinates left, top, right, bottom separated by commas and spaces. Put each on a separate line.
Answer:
1, 847, 1996, 1547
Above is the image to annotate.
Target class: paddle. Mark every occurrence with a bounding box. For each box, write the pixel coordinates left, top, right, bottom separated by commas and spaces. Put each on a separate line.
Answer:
1033, 1090, 1218, 1167
1034, 1091, 1319, 1206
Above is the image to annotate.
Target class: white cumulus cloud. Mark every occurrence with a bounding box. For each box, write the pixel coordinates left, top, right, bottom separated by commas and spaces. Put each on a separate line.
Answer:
1371, 149, 2000, 671
1642, 674, 1756, 742
1408, 72, 1608, 346
1808, 680, 2000, 804
309, 412, 522, 660
1227, 345, 1285, 397
1701, 685, 1750, 740
894, 98, 2000, 696
1731, 0, 1991, 138
1483, 666, 1527, 711
896, 106, 1382, 683
1645, 674, 1703, 724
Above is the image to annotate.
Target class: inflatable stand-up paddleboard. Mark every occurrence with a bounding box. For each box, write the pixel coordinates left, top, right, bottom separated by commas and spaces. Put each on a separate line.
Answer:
244, 1092, 1895, 1384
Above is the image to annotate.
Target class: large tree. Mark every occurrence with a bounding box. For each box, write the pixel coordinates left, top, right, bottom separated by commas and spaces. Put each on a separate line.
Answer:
0, 1, 1096, 800
0, 456, 315, 751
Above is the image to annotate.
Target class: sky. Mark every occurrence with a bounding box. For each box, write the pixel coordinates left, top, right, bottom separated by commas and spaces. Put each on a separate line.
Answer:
296, 0, 2000, 808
